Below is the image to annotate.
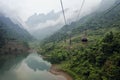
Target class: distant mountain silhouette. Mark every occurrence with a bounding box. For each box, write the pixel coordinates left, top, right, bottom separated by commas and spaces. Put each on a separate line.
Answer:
0, 14, 33, 44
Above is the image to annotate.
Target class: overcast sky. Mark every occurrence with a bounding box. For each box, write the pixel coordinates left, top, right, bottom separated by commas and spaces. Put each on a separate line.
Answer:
0, 0, 102, 21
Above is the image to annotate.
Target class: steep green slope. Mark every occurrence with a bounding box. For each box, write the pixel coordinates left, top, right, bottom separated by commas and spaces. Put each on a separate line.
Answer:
39, 31, 120, 80
38, 1, 120, 80
0, 16, 33, 41
43, 0, 120, 43
0, 15, 33, 47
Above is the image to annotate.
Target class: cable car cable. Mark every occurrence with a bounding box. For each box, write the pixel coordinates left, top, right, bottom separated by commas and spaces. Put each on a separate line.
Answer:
77, 0, 86, 21
60, 0, 67, 25
102, 1, 120, 17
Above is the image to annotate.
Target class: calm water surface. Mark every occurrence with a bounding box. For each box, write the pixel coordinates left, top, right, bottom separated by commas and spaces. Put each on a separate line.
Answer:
0, 53, 66, 80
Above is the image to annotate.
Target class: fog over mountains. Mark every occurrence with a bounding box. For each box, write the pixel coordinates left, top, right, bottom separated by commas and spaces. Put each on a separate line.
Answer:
0, 13, 33, 42
25, 9, 78, 40
25, 8, 97, 40
98, 0, 117, 12
0, 0, 118, 41
26, 10, 62, 28
25, 0, 118, 40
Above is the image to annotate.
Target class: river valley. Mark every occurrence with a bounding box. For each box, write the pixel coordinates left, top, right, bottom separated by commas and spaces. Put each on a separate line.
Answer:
0, 52, 67, 80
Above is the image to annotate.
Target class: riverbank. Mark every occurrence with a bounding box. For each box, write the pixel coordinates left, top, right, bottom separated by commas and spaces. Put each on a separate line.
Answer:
49, 64, 73, 80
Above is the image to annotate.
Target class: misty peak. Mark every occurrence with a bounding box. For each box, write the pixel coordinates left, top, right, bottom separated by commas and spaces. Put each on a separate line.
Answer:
25, 10, 61, 28
48, 10, 55, 15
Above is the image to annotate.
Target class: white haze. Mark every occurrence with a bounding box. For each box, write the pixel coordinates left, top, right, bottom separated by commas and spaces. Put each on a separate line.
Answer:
0, 0, 101, 21
0, 0, 104, 39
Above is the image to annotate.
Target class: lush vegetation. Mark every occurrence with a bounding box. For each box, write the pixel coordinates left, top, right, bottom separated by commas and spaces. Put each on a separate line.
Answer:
43, 0, 120, 43
39, 29, 120, 80
38, 1, 120, 80
0, 15, 34, 48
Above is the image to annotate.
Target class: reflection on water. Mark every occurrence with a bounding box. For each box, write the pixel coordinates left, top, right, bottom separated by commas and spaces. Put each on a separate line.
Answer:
25, 53, 51, 71
0, 53, 66, 80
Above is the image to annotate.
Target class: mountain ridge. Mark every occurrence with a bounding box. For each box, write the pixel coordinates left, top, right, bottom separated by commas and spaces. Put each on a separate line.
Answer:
43, 0, 120, 43
0, 14, 34, 48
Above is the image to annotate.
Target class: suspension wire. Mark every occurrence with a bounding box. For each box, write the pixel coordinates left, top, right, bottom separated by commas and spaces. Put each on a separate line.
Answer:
103, 1, 120, 16
77, 0, 86, 21
77, 0, 87, 41
60, 0, 67, 25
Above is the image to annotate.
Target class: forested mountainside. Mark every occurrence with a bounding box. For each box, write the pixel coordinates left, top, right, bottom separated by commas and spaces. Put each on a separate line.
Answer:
43, 0, 120, 43
38, 0, 120, 80
0, 14, 33, 54
0, 15, 33, 42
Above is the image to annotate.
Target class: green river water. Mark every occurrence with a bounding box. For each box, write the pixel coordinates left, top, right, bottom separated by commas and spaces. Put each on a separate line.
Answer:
0, 53, 66, 80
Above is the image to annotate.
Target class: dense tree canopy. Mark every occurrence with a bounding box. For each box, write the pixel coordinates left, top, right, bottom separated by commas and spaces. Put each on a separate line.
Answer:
38, 2, 120, 80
